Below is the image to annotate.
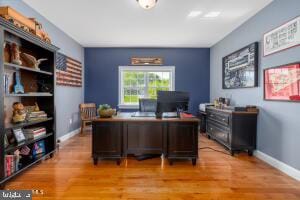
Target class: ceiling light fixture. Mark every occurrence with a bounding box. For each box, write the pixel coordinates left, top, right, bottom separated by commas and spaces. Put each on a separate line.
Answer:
204, 11, 221, 18
188, 11, 202, 18
137, 0, 158, 10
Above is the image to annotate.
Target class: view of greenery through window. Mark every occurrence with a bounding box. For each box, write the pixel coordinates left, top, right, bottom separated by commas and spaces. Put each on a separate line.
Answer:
122, 71, 171, 104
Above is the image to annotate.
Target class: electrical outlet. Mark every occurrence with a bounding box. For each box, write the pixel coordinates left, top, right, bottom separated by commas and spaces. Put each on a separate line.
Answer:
69, 118, 73, 124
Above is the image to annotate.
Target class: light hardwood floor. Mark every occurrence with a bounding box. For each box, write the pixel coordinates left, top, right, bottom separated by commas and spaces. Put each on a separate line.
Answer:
5, 129, 300, 200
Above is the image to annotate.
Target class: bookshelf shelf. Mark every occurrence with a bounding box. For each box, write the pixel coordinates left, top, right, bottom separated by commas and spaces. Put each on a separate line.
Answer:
0, 16, 58, 187
4, 62, 53, 75
5, 117, 53, 130
5, 132, 53, 153
5, 93, 53, 97
0, 150, 55, 184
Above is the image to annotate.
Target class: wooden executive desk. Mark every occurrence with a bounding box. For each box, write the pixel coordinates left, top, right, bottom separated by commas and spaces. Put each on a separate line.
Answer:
91, 113, 199, 165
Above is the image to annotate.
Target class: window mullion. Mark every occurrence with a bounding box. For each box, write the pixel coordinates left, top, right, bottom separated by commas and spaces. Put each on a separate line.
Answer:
145, 72, 149, 98
121, 71, 125, 105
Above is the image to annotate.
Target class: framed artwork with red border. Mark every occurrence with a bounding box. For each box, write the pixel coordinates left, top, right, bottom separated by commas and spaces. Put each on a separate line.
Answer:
264, 62, 300, 102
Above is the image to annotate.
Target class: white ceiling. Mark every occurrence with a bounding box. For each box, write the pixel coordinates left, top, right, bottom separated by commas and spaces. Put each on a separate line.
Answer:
23, 0, 273, 47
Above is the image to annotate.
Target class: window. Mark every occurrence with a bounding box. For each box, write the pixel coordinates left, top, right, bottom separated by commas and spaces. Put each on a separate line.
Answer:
119, 66, 175, 108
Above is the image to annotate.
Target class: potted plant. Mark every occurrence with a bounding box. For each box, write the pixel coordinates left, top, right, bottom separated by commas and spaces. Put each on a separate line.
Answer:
98, 104, 116, 118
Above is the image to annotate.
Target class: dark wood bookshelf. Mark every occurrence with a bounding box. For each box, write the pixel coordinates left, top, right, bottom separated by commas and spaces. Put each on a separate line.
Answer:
0, 17, 59, 188
5, 132, 53, 153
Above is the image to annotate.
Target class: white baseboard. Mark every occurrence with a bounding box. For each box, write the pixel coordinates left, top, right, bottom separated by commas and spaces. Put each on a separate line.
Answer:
254, 150, 300, 181
58, 128, 80, 143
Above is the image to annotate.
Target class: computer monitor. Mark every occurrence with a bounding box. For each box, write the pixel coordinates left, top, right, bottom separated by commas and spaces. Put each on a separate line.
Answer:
139, 98, 157, 112
156, 91, 189, 115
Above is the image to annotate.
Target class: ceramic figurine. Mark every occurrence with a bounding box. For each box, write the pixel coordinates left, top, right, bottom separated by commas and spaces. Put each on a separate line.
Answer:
21, 52, 47, 70
11, 43, 22, 65
4, 42, 11, 62
34, 102, 40, 112
12, 102, 26, 123
13, 71, 24, 94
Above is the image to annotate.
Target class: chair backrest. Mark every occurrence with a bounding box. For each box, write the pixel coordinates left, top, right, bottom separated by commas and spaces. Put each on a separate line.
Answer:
79, 103, 96, 120
139, 98, 157, 112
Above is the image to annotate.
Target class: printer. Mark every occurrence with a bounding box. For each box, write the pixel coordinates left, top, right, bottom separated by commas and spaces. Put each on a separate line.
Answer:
199, 103, 214, 112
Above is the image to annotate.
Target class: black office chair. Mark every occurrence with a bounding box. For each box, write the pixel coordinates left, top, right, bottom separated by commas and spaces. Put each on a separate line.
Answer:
139, 98, 157, 112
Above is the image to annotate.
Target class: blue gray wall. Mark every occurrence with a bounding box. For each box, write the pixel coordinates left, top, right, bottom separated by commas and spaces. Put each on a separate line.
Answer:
210, 0, 300, 170
85, 48, 210, 114
0, 0, 84, 138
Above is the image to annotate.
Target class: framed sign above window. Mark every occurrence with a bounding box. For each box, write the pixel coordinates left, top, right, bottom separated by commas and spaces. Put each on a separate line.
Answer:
131, 57, 163, 65
118, 66, 175, 109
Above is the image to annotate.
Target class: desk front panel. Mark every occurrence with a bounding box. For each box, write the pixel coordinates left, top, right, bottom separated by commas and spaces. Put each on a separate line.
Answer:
167, 122, 198, 158
92, 122, 122, 158
124, 122, 165, 155
92, 115, 199, 165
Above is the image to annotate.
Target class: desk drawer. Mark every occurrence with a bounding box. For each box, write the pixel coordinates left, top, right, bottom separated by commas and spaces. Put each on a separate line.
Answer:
92, 122, 122, 156
168, 122, 197, 157
207, 110, 230, 126
207, 120, 229, 145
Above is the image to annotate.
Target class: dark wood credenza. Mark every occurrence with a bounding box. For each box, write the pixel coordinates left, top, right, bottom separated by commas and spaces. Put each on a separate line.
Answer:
206, 107, 258, 156
92, 113, 199, 165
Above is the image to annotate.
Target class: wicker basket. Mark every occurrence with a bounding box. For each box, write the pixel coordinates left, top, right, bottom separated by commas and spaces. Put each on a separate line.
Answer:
98, 108, 116, 118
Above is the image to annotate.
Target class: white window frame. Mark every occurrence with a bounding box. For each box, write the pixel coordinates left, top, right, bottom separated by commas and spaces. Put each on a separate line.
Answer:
118, 66, 175, 109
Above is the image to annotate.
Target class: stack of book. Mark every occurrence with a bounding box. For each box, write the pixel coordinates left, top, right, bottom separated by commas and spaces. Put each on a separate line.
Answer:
27, 111, 47, 121
23, 127, 47, 139
5, 155, 20, 177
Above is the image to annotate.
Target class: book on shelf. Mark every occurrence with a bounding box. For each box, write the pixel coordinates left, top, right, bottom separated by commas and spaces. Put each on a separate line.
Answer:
23, 127, 47, 139
3, 73, 10, 94
5, 154, 20, 177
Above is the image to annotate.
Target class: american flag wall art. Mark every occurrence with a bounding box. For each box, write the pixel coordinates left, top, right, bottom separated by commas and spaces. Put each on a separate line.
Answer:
56, 53, 82, 87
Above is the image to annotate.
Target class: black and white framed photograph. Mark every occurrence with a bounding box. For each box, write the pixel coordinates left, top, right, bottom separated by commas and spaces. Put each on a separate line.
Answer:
263, 16, 300, 56
13, 128, 26, 143
222, 42, 258, 89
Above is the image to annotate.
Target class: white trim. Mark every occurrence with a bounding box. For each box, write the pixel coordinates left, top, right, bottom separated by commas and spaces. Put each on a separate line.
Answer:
118, 104, 139, 109
58, 128, 81, 143
254, 150, 300, 181
119, 65, 175, 72
118, 66, 175, 109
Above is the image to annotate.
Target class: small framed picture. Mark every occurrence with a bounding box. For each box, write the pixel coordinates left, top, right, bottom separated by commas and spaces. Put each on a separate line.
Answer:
13, 128, 26, 143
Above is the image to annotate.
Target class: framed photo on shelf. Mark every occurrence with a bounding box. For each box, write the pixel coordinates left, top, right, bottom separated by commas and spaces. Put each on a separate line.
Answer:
264, 62, 300, 102
32, 140, 46, 159
263, 16, 300, 56
222, 42, 258, 89
12, 128, 26, 143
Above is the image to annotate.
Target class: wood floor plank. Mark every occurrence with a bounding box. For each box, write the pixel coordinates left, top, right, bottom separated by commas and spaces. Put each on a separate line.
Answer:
4, 130, 300, 200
